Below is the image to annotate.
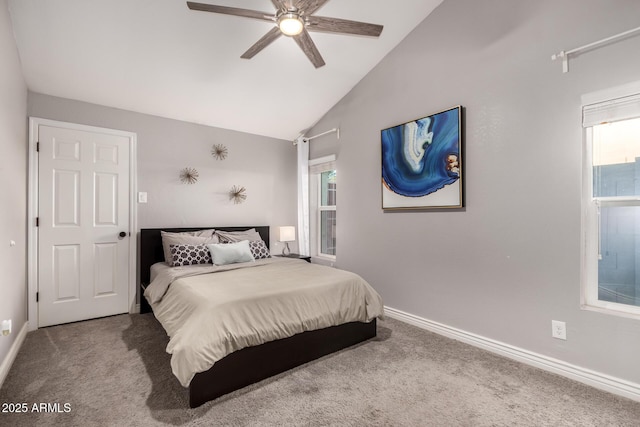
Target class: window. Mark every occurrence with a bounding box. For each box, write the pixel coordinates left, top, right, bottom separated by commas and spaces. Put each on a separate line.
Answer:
319, 170, 336, 257
309, 155, 337, 259
583, 88, 640, 318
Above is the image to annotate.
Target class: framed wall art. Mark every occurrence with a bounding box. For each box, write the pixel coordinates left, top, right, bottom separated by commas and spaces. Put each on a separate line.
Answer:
381, 105, 462, 210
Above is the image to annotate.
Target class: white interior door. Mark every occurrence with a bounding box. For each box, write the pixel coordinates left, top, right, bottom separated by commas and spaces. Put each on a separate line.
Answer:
38, 124, 131, 327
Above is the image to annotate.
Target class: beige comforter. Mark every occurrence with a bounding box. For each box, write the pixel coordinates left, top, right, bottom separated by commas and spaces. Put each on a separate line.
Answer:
144, 257, 384, 387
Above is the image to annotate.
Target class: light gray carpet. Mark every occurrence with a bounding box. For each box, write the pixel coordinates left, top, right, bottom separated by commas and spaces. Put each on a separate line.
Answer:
1, 314, 639, 426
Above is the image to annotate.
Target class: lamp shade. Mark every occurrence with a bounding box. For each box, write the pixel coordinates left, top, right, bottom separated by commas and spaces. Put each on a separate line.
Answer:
279, 226, 296, 242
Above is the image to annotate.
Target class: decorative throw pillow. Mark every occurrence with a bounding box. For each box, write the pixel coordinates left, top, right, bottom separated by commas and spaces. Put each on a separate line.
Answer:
249, 240, 271, 260
169, 244, 212, 267
161, 231, 219, 266
215, 228, 262, 243
207, 240, 255, 266
183, 228, 216, 238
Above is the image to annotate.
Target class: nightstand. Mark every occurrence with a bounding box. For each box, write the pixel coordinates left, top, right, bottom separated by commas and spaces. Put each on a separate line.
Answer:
276, 254, 311, 263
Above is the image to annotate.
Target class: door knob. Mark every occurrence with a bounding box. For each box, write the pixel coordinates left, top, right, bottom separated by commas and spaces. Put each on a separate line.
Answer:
118, 231, 127, 239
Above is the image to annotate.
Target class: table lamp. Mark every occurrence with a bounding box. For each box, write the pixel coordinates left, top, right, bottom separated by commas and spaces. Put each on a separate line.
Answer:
279, 226, 296, 256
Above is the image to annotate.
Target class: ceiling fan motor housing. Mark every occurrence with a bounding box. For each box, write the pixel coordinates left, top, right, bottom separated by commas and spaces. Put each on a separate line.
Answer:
277, 10, 305, 36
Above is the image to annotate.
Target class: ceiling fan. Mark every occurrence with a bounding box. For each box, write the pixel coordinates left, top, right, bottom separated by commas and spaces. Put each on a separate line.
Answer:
186, 0, 384, 68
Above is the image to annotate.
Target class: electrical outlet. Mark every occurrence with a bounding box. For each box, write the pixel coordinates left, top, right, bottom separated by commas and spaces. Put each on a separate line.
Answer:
1, 319, 11, 336
138, 192, 148, 203
552, 320, 566, 340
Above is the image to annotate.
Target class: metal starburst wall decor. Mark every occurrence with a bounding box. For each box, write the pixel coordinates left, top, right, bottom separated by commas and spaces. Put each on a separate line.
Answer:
211, 144, 228, 160
229, 185, 247, 204
180, 167, 199, 184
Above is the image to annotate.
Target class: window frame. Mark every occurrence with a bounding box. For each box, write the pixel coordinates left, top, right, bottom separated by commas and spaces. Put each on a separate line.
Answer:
309, 155, 337, 261
582, 125, 640, 320
316, 170, 337, 260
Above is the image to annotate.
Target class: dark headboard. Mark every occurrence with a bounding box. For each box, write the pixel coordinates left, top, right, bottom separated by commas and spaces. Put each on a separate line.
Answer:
139, 226, 270, 284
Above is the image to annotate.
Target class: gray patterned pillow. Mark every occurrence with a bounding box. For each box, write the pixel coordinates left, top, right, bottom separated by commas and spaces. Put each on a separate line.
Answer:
161, 231, 219, 266
216, 229, 262, 243
249, 240, 271, 260
169, 244, 212, 267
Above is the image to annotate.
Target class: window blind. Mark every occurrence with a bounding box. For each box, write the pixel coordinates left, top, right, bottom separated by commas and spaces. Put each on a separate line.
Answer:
309, 154, 336, 174
583, 93, 640, 127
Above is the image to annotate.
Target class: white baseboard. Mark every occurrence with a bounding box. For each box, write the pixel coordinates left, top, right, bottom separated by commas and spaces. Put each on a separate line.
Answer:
0, 321, 29, 389
384, 306, 640, 402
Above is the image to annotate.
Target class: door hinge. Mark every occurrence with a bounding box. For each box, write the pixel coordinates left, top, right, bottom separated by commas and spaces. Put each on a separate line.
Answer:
36, 142, 40, 152
36, 217, 39, 227
36, 292, 39, 302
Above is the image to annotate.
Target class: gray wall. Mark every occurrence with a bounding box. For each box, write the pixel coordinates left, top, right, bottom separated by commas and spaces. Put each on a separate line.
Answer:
0, 0, 28, 371
28, 93, 298, 255
28, 93, 298, 308
308, 0, 640, 384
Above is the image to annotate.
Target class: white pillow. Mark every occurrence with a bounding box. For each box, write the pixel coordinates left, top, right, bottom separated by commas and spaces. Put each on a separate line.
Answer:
207, 240, 255, 266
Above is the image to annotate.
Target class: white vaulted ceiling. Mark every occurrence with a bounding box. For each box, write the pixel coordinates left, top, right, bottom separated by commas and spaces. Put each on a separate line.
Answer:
8, 0, 442, 140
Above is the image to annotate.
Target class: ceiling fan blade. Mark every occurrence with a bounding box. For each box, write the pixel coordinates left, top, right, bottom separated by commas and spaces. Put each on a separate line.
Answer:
186, 2, 273, 22
271, 0, 294, 10
241, 27, 282, 59
295, 0, 330, 15
293, 29, 325, 68
307, 16, 383, 37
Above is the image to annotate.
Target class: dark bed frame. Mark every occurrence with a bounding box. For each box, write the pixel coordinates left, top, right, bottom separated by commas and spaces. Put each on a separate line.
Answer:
139, 226, 377, 408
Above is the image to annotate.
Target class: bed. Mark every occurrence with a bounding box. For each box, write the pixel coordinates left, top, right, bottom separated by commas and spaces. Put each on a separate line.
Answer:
140, 226, 382, 407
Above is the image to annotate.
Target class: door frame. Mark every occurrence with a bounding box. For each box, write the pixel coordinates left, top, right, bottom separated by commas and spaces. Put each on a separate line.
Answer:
28, 117, 138, 330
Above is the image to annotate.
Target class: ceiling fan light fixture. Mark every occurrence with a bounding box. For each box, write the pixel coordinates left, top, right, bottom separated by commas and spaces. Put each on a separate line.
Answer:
278, 13, 304, 36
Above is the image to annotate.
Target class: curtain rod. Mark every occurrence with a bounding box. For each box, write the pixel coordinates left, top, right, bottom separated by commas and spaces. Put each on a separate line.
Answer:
551, 25, 640, 73
292, 128, 340, 145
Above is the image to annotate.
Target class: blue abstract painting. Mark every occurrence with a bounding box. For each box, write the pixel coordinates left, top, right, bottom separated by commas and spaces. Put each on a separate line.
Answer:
381, 106, 462, 209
